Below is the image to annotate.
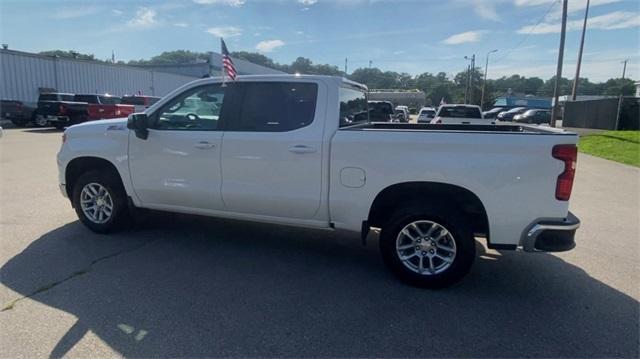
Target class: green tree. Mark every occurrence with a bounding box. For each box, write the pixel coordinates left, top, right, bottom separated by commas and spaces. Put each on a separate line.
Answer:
39, 50, 99, 61
128, 50, 209, 65
601, 78, 636, 96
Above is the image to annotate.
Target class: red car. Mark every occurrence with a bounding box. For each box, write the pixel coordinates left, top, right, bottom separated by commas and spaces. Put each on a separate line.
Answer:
73, 94, 135, 120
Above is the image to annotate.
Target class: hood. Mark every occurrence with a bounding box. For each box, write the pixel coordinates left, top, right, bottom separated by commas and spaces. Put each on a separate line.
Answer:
65, 118, 129, 134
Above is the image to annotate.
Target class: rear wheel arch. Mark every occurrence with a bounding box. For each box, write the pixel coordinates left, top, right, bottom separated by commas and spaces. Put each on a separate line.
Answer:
367, 182, 489, 239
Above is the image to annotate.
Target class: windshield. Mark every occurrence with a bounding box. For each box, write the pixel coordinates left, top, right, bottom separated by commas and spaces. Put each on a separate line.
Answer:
438, 106, 482, 119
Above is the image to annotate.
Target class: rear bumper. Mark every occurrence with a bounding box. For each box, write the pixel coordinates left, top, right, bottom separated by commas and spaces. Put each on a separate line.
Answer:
522, 212, 580, 252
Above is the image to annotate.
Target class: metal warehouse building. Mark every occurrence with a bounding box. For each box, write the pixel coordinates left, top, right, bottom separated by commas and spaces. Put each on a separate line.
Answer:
0, 49, 282, 105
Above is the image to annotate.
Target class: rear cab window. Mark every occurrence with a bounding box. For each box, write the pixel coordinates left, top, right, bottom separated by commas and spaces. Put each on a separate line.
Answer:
227, 82, 318, 132
98, 96, 121, 105
438, 106, 482, 119
74, 95, 99, 104
339, 87, 368, 127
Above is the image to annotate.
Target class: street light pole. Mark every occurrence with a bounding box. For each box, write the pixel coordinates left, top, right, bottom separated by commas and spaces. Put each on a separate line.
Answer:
481, 49, 498, 109
621, 59, 628, 79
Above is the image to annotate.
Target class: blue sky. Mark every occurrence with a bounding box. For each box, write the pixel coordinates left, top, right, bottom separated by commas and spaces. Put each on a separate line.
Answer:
1, 0, 638, 81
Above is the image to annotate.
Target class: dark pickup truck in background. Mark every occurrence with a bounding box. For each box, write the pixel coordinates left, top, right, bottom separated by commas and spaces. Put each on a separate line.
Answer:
36, 93, 88, 129
1, 100, 40, 127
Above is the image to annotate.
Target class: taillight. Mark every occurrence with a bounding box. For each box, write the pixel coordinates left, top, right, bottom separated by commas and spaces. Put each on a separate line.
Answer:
59, 104, 67, 115
62, 133, 67, 144
552, 144, 577, 201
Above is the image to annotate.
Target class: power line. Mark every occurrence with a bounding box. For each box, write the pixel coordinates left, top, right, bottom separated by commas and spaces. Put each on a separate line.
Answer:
494, 0, 560, 64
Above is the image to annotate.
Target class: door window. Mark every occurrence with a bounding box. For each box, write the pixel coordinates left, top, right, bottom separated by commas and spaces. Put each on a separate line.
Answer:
227, 82, 318, 132
152, 85, 226, 131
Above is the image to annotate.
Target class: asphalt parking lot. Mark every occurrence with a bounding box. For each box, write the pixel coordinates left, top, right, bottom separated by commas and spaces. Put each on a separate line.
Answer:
1, 127, 638, 357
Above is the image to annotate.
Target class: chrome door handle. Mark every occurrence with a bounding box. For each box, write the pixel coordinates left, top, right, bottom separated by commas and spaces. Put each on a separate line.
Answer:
288, 145, 316, 154
194, 141, 216, 149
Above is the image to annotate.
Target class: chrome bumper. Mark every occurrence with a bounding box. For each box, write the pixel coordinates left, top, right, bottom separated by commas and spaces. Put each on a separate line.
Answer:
522, 212, 580, 252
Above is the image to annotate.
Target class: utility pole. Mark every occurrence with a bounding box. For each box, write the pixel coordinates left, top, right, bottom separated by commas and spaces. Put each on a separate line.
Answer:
368, 60, 372, 69
344, 58, 348, 75
481, 49, 498, 109
571, 0, 589, 101
550, 0, 568, 128
464, 64, 470, 104
464, 54, 475, 104
621, 59, 628, 79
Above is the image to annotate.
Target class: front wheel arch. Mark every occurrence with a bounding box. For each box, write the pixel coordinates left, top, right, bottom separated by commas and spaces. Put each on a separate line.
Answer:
65, 157, 125, 206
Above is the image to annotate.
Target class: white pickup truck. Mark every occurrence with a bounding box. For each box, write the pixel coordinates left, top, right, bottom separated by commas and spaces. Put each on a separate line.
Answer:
57, 75, 580, 288
431, 104, 491, 125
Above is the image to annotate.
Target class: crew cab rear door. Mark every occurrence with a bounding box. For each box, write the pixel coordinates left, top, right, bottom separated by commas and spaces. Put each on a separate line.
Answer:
220, 80, 326, 219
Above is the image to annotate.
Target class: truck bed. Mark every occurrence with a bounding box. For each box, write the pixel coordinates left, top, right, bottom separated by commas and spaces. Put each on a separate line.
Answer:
345, 122, 574, 135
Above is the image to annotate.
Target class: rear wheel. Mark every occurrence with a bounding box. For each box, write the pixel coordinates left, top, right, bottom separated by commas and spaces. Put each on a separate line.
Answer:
72, 170, 130, 233
379, 203, 475, 288
33, 114, 49, 128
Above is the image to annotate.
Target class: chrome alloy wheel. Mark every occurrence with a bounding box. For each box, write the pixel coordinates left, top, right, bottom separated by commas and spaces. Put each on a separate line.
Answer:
396, 220, 457, 275
80, 183, 114, 224
35, 115, 49, 127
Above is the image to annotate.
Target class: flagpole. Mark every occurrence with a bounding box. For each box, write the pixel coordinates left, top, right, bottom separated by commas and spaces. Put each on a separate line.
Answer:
221, 38, 227, 87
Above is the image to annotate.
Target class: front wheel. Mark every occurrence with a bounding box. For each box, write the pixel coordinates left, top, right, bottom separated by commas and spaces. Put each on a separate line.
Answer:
379, 203, 476, 288
72, 170, 130, 233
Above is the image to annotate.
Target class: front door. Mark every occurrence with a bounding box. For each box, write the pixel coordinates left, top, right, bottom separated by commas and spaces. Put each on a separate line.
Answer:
220, 81, 325, 219
128, 84, 228, 210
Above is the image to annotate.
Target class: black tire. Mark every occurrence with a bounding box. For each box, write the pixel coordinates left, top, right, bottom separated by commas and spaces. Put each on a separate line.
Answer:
54, 122, 66, 130
32, 114, 49, 128
71, 169, 130, 233
10, 119, 28, 127
379, 202, 476, 288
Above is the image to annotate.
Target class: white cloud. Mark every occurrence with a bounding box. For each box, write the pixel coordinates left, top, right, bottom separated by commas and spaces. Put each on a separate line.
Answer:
206, 26, 242, 37
298, 0, 318, 5
111, 9, 123, 16
127, 7, 157, 28
174, 22, 188, 27
515, 0, 623, 21
52, 7, 101, 19
442, 30, 484, 44
193, 0, 245, 6
471, 0, 501, 21
256, 39, 285, 52
518, 11, 640, 34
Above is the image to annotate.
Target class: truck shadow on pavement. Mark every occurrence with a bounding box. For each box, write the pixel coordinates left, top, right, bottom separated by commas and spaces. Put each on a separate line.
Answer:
1, 212, 638, 358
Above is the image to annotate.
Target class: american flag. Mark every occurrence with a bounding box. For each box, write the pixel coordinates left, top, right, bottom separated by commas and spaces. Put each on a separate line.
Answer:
221, 38, 237, 81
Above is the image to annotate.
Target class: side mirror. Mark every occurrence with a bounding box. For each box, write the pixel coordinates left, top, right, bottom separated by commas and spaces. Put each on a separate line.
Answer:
127, 113, 149, 140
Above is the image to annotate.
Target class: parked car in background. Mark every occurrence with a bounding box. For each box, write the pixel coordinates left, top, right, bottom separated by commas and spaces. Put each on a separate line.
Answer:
1, 100, 38, 127
74, 94, 135, 121
431, 104, 489, 125
58, 75, 581, 288
482, 107, 503, 119
394, 106, 410, 122
121, 95, 161, 113
368, 100, 395, 122
417, 107, 436, 123
513, 109, 551, 124
496, 107, 527, 122
394, 109, 407, 122
36, 93, 88, 129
